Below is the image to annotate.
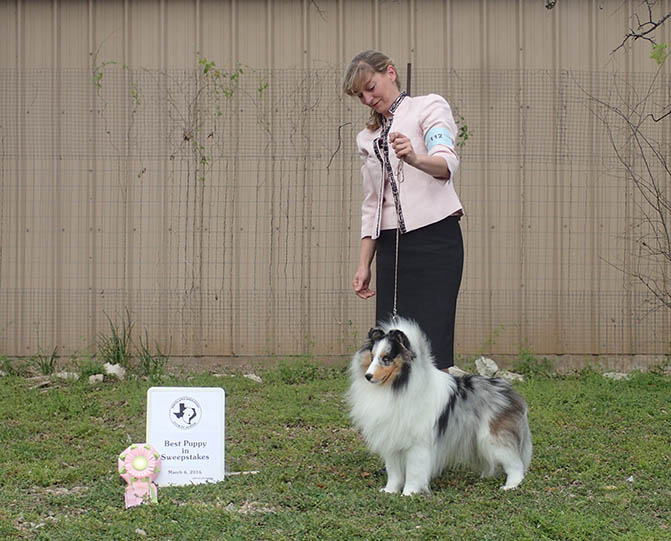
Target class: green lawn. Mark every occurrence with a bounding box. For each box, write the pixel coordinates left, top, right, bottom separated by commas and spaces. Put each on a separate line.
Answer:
0, 361, 669, 540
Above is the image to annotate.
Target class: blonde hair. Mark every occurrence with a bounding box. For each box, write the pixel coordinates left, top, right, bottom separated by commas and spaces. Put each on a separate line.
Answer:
343, 50, 402, 131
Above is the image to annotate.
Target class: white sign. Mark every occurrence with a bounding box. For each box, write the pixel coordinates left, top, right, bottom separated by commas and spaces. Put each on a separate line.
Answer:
146, 387, 225, 486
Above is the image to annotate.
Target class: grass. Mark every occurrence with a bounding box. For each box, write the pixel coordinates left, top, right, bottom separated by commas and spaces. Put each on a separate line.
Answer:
97, 310, 134, 368
30, 347, 59, 376
0, 361, 670, 540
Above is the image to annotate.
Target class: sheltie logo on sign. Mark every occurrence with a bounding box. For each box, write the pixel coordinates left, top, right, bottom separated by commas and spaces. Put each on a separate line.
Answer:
169, 397, 202, 429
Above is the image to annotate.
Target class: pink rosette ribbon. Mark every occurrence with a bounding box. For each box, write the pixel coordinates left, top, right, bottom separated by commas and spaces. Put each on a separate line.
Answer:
118, 443, 161, 509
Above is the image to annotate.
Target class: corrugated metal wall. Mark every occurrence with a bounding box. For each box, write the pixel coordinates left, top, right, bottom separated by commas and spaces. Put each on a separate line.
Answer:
1, 0, 669, 366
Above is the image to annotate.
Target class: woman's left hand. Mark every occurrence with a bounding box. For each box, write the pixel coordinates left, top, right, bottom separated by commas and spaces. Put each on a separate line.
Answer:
389, 132, 417, 167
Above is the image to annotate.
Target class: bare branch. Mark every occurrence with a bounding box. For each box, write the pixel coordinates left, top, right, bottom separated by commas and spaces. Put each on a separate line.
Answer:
651, 108, 671, 122
577, 66, 671, 312
612, 2, 671, 54
326, 122, 352, 171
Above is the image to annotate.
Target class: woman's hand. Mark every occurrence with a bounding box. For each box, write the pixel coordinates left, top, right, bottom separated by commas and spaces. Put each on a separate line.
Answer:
354, 237, 376, 299
389, 132, 417, 167
352, 265, 375, 299
389, 131, 451, 179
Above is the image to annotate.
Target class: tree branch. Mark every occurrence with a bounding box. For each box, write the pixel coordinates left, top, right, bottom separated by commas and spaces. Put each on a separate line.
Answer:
612, 2, 671, 54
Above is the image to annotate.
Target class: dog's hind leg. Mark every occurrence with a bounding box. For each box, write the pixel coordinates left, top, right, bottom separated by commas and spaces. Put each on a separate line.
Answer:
401, 446, 433, 496
380, 453, 404, 494
501, 466, 524, 490
494, 448, 525, 490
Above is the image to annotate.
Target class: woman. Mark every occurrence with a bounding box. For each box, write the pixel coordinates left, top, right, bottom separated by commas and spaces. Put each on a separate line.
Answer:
343, 50, 464, 370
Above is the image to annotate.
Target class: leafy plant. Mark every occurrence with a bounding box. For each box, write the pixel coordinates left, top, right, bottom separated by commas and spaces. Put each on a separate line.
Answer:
129, 80, 140, 105
91, 52, 117, 90
96, 309, 134, 368
199, 57, 216, 74
650, 42, 669, 65
257, 80, 269, 97
185, 57, 245, 182
455, 112, 472, 148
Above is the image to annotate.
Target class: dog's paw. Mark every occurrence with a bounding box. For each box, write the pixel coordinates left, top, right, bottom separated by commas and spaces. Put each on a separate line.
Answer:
500, 471, 524, 490
401, 486, 431, 496
379, 486, 400, 494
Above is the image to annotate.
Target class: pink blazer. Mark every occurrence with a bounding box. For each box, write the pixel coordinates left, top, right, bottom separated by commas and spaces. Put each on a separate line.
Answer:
356, 94, 463, 239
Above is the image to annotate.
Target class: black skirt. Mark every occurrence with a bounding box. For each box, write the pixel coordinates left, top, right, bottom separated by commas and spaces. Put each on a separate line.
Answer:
375, 215, 464, 369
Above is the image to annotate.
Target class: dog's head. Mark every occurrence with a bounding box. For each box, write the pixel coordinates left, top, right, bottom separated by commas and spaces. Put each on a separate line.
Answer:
358, 326, 414, 389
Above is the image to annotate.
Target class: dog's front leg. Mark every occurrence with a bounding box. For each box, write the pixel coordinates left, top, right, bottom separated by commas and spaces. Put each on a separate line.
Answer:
380, 453, 404, 494
401, 446, 432, 496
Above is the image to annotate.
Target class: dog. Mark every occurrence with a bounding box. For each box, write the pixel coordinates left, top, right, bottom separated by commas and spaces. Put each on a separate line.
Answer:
347, 317, 532, 495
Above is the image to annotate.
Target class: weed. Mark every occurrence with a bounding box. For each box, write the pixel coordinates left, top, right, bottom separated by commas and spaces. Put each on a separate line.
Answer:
31, 346, 59, 375
476, 325, 505, 358
136, 329, 167, 380
92, 307, 172, 379
262, 357, 344, 385
346, 319, 360, 352
648, 354, 671, 377
1, 356, 28, 376
512, 342, 555, 377
267, 357, 319, 385
97, 309, 134, 368
90, 46, 117, 90
454, 112, 473, 148
76, 357, 105, 379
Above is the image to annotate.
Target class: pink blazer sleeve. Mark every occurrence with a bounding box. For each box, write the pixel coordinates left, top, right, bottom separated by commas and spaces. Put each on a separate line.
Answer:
419, 94, 460, 180
357, 131, 378, 238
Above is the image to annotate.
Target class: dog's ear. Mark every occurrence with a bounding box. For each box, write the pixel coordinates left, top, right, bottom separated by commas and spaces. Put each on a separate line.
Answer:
363, 327, 385, 349
388, 329, 411, 351
368, 327, 385, 341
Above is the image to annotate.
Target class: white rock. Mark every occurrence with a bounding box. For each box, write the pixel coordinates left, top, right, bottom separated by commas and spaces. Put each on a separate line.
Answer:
243, 373, 263, 383
103, 363, 126, 380
497, 370, 525, 383
447, 366, 469, 377
0, 370, 7, 377
475, 356, 499, 377
88, 374, 104, 384
603, 372, 630, 381
55, 371, 80, 381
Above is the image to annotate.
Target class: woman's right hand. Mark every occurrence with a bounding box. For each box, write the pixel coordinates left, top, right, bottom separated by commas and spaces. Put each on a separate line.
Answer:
353, 265, 375, 299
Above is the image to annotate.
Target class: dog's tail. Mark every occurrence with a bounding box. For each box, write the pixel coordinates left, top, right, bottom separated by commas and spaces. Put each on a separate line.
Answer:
519, 411, 533, 472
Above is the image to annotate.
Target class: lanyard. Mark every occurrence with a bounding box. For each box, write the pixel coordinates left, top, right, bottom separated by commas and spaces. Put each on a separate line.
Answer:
372, 92, 408, 239
372, 92, 407, 321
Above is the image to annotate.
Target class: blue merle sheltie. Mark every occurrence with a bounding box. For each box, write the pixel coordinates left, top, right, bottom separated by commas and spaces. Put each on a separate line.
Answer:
347, 317, 532, 495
